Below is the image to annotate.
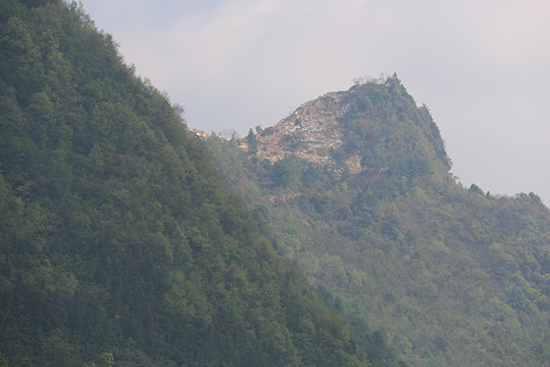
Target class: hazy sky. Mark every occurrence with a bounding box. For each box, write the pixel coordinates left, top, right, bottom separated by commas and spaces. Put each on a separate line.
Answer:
83, 0, 550, 205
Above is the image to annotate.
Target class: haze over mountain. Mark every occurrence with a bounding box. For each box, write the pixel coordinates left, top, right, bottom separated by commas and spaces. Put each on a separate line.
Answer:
83, 0, 550, 205
2, 1, 550, 367
206, 77, 550, 366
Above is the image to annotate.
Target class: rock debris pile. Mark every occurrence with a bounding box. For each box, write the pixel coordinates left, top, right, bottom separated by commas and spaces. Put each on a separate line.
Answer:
191, 91, 369, 175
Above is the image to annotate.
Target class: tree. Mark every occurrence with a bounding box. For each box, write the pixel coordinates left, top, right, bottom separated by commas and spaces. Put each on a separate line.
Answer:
100, 353, 114, 367
247, 128, 258, 155
0, 17, 46, 102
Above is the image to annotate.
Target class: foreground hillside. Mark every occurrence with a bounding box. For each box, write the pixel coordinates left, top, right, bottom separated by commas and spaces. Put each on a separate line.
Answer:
207, 77, 550, 366
0, 1, 401, 366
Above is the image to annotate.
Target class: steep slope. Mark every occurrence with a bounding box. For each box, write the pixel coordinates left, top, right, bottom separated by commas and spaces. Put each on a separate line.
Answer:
247, 91, 348, 167
206, 76, 550, 366
0, 1, 396, 366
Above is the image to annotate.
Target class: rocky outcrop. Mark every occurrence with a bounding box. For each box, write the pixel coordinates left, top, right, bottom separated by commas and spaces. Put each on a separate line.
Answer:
188, 127, 210, 140
191, 90, 371, 174
252, 91, 349, 167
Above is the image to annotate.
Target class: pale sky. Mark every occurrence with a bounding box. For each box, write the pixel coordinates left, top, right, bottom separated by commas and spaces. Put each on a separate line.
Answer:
82, 0, 550, 205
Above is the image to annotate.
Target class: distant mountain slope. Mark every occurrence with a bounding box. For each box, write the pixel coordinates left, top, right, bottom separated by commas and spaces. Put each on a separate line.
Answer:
206, 76, 550, 367
0, 1, 398, 366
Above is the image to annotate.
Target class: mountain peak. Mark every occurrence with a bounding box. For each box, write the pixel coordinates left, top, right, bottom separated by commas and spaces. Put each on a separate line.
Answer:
245, 77, 450, 180
193, 76, 451, 182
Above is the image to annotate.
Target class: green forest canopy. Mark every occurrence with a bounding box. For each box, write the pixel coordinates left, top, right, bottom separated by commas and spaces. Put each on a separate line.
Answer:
0, 1, 402, 366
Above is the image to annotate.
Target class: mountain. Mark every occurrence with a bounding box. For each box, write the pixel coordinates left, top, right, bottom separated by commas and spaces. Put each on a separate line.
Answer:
0, 1, 402, 366
205, 76, 550, 366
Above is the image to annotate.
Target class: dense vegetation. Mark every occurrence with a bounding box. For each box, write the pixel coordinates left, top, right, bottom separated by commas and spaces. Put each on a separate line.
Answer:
208, 77, 550, 366
0, 1, 400, 366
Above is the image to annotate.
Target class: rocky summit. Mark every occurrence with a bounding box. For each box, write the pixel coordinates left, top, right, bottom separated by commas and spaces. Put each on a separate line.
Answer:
195, 90, 373, 174
248, 91, 350, 165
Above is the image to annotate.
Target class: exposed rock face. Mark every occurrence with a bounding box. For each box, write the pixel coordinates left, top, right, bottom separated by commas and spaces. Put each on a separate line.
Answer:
191, 90, 369, 174
253, 91, 349, 166
248, 90, 369, 174
188, 127, 210, 140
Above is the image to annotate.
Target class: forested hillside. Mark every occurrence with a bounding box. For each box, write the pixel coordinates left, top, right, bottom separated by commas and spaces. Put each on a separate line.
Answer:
0, 1, 402, 366
207, 77, 550, 366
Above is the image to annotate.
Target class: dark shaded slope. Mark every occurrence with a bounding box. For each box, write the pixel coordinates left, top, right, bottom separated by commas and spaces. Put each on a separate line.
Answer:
207, 76, 550, 366
0, 1, 379, 366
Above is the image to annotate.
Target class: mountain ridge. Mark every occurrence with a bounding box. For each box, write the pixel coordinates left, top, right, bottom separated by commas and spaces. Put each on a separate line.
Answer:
205, 76, 550, 367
